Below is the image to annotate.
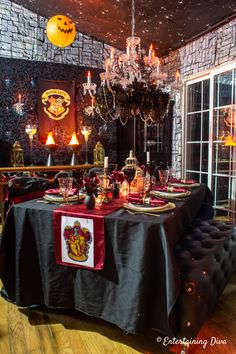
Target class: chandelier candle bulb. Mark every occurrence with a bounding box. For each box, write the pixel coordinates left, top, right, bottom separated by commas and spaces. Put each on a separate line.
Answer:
110, 48, 114, 61
126, 44, 130, 59
147, 151, 150, 164
105, 59, 111, 72
104, 156, 109, 169
148, 44, 153, 59
175, 70, 180, 85
87, 71, 91, 84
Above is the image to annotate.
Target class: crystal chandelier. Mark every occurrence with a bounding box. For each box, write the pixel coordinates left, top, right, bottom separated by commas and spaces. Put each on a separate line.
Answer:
83, 0, 181, 126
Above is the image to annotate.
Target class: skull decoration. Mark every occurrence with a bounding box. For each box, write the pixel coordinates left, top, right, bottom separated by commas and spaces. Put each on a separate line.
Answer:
46, 15, 76, 47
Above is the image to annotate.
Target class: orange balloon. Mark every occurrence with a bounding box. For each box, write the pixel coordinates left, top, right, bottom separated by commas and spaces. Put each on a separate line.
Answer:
46, 15, 76, 47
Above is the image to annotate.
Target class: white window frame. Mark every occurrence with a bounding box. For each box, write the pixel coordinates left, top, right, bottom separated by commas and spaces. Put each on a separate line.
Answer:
183, 61, 236, 185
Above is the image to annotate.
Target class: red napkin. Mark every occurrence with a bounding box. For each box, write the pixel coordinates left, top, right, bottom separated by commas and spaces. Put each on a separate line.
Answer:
152, 186, 187, 193
127, 194, 168, 206
45, 188, 78, 195
170, 178, 196, 185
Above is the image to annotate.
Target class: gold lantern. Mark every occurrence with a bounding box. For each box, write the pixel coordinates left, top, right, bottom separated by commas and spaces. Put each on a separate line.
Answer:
10, 141, 24, 167
93, 141, 105, 166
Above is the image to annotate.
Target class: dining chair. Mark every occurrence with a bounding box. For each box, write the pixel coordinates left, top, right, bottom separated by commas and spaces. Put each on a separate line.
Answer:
4, 176, 49, 216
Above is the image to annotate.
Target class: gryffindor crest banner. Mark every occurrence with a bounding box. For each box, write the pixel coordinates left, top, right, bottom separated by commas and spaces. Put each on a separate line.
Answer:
37, 79, 75, 143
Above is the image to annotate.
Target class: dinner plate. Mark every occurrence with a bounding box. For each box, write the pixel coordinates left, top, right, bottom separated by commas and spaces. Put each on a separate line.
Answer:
123, 202, 175, 213
150, 190, 191, 198
43, 193, 86, 203
45, 188, 78, 196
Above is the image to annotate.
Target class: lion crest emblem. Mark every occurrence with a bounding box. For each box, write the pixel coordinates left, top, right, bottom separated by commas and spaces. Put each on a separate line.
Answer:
63, 221, 92, 262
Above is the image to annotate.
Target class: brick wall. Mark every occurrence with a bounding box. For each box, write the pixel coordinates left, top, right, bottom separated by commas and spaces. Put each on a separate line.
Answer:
0, 0, 111, 67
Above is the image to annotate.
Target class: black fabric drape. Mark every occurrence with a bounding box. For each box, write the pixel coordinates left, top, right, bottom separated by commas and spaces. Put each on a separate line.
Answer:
0, 185, 211, 336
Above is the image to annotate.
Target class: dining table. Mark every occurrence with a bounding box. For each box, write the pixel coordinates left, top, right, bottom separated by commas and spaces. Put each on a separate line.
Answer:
0, 184, 213, 337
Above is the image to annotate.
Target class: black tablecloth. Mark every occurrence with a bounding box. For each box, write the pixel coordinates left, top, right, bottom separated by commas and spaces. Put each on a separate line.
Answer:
0, 185, 212, 336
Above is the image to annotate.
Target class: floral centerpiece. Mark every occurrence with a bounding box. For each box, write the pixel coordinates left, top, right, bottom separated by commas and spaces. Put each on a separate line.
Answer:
83, 176, 99, 197
83, 176, 99, 209
109, 171, 125, 198
109, 171, 125, 184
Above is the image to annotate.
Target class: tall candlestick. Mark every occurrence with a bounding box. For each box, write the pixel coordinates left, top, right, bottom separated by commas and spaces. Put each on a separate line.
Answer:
175, 70, 180, 85
110, 48, 114, 61
105, 59, 110, 72
104, 156, 109, 169
87, 71, 91, 84
126, 44, 130, 59
148, 44, 153, 59
146, 151, 150, 164
156, 58, 160, 75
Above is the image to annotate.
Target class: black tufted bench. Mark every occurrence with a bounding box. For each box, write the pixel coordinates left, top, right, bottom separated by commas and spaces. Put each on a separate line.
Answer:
174, 219, 236, 339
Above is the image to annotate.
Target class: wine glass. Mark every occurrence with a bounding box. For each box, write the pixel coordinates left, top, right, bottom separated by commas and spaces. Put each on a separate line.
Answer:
58, 177, 73, 204
81, 125, 92, 164
122, 167, 136, 195
25, 124, 37, 165
158, 169, 169, 186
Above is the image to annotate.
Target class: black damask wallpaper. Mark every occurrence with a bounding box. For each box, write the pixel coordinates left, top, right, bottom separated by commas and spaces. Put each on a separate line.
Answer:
0, 57, 117, 167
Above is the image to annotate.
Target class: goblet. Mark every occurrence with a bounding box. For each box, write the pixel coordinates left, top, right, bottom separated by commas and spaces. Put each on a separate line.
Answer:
58, 177, 73, 204
25, 124, 37, 165
81, 125, 92, 164
158, 169, 169, 186
122, 166, 136, 195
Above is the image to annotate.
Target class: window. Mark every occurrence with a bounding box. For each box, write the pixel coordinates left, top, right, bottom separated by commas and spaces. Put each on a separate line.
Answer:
185, 79, 210, 184
184, 63, 236, 218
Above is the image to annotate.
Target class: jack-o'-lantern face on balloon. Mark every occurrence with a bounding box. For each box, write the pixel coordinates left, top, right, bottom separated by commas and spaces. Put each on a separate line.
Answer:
46, 15, 76, 47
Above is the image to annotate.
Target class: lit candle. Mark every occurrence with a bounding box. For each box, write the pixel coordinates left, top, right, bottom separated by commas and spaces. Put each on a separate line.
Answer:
175, 70, 180, 85
91, 97, 95, 108
156, 58, 160, 75
126, 44, 130, 59
105, 59, 110, 72
87, 71, 91, 84
104, 156, 109, 169
110, 48, 114, 61
146, 151, 150, 164
148, 44, 153, 59
18, 94, 22, 104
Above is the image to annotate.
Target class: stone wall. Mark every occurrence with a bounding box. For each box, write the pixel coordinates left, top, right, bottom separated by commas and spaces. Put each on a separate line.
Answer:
0, 0, 110, 67
162, 17, 236, 176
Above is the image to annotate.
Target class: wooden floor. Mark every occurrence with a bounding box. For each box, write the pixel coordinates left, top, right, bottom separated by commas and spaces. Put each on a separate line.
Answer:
0, 274, 235, 354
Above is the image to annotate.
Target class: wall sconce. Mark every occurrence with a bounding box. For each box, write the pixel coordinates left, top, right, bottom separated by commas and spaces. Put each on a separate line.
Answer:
45, 131, 56, 166
69, 132, 80, 165
225, 135, 236, 146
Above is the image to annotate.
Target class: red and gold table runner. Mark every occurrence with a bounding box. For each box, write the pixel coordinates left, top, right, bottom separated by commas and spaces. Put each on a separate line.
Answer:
53, 199, 123, 270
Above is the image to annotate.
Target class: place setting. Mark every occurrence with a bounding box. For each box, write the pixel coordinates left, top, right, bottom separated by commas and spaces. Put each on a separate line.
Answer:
168, 178, 200, 189
39, 177, 86, 204
123, 193, 175, 216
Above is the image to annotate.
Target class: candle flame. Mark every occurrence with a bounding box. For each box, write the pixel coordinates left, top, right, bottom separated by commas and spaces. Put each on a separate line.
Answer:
176, 70, 180, 78
225, 135, 236, 146
45, 131, 55, 145
87, 70, 91, 77
149, 43, 153, 50
69, 132, 79, 145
